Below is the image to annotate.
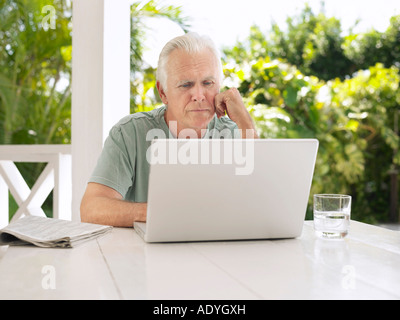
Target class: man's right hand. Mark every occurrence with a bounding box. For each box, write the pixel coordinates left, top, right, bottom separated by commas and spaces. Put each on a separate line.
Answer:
80, 182, 147, 227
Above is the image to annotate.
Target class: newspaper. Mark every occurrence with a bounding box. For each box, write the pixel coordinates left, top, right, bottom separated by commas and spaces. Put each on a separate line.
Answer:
0, 216, 112, 248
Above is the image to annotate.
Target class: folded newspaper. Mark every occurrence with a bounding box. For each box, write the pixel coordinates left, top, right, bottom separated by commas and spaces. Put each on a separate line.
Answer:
0, 216, 112, 248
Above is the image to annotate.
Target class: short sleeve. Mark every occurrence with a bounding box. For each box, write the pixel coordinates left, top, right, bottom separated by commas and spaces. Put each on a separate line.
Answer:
89, 126, 135, 198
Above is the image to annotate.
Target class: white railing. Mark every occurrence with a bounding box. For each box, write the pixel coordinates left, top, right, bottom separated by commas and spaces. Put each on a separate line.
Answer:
0, 145, 72, 228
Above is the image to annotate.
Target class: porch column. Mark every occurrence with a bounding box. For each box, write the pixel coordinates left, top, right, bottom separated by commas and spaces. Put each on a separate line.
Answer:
71, 0, 131, 221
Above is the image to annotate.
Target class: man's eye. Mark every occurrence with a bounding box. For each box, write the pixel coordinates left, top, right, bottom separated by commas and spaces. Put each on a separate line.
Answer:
180, 83, 193, 88
204, 81, 214, 86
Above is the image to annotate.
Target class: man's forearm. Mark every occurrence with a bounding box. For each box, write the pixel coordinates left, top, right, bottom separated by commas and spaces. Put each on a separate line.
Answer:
236, 117, 259, 139
81, 196, 147, 227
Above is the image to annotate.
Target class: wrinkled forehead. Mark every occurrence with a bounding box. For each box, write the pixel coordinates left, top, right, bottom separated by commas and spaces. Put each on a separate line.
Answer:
167, 48, 221, 82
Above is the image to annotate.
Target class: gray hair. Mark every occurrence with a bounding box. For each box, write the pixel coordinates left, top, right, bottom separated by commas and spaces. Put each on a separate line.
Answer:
156, 32, 223, 91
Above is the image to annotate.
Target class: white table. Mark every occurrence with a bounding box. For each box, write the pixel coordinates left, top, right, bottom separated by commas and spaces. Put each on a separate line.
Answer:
0, 221, 399, 300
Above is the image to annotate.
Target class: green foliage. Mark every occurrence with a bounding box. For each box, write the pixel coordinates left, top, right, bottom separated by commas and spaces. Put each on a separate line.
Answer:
130, 0, 189, 113
0, 0, 188, 143
223, 46, 400, 223
343, 15, 400, 70
225, 4, 400, 83
0, 0, 72, 218
330, 65, 400, 222
0, 0, 72, 145
271, 4, 353, 81
224, 4, 353, 81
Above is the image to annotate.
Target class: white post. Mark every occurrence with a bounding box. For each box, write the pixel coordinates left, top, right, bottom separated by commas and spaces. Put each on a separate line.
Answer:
71, 0, 131, 221
0, 176, 8, 228
53, 153, 72, 220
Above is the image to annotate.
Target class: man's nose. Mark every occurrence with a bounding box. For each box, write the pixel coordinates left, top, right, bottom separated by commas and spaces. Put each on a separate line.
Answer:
191, 85, 205, 102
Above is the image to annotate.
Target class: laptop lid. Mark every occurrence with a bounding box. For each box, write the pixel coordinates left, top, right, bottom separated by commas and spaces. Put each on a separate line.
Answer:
137, 139, 318, 242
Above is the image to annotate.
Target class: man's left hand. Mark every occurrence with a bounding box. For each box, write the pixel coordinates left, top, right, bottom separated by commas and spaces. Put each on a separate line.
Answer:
214, 88, 258, 138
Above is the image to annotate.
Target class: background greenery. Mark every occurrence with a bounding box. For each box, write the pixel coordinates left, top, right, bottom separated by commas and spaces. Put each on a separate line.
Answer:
1, 0, 399, 224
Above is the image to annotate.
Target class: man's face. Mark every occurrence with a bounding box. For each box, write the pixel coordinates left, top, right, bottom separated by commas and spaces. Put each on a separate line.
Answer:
158, 48, 221, 136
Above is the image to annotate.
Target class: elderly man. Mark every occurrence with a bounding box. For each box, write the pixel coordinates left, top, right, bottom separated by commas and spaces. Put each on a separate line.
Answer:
80, 33, 258, 227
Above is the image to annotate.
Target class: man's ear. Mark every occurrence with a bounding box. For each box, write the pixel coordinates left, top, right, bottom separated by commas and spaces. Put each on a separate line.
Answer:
156, 81, 168, 105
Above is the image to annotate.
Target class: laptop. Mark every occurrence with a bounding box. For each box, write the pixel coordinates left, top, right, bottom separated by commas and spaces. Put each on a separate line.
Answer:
134, 139, 318, 242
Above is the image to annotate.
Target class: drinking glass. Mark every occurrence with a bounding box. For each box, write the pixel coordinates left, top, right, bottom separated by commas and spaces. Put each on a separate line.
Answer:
313, 194, 351, 239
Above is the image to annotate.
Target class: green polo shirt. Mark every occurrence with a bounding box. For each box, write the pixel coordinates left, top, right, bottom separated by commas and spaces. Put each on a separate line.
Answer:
89, 105, 238, 202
